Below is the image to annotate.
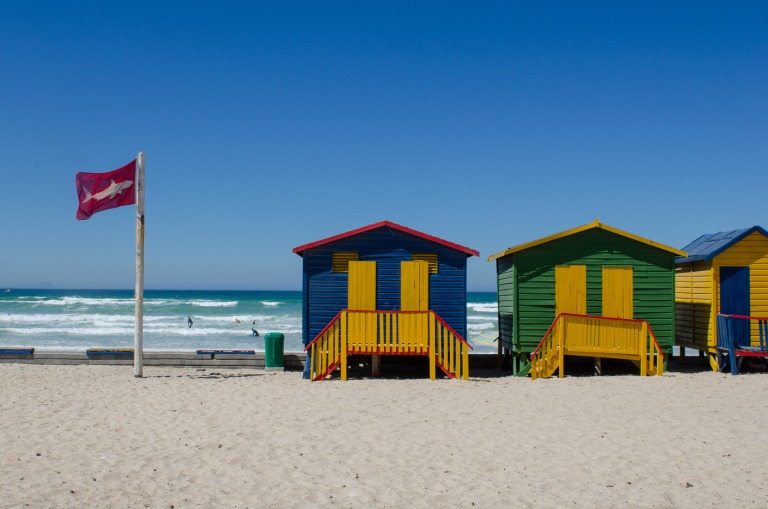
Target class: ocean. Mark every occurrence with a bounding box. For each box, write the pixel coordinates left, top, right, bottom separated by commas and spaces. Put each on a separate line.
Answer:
0, 289, 498, 354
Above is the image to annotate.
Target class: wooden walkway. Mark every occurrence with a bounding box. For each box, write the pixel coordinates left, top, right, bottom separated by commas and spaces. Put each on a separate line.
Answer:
529, 313, 664, 379
305, 310, 472, 381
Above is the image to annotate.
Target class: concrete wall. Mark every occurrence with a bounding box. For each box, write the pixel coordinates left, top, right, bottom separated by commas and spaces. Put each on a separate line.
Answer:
0, 351, 306, 370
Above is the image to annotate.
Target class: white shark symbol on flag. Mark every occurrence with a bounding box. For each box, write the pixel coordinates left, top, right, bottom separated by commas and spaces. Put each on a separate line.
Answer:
81, 179, 134, 203
75, 159, 137, 220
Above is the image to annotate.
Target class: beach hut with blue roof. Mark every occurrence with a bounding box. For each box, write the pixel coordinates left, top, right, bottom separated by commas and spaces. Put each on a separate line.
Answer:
293, 220, 479, 381
675, 226, 768, 370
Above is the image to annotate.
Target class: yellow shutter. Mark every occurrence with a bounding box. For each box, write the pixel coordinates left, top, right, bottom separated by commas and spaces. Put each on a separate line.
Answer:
602, 267, 633, 318
333, 252, 358, 273
555, 265, 587, 315
412, 253, 438, 274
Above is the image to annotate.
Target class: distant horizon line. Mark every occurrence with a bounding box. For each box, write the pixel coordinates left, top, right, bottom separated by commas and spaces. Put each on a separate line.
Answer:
2, 287, 498, 293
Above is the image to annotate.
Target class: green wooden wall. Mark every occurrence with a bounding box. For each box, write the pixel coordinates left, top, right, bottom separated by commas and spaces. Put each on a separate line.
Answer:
496, 228, 677, 355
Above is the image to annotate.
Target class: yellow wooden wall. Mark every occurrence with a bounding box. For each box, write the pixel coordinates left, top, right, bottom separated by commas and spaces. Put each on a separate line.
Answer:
675, 261, 714, 351
712, 232, 768, 345
676, 232, 768, 352
713, 232, 768, 317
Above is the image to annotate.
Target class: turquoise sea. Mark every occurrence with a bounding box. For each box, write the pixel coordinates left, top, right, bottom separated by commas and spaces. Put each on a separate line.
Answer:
0, 289, 498, 353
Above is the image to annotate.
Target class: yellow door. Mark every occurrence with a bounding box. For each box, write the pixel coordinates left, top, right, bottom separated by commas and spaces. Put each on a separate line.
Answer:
400, 261, 430, 351
348, 261, 376, 310
401, 260, 429, 311
348, 261, 377, 350
555, 265, 587, 315
602, 267, 633, 318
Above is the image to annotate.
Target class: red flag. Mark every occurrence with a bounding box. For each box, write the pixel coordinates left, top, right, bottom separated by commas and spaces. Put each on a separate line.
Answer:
75, 160, 137, 220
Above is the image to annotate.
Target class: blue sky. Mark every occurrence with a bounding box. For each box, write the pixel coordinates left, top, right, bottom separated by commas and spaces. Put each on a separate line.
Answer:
1, 1, 766, 291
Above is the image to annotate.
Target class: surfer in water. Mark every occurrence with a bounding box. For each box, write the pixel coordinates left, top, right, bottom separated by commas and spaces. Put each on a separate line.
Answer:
187, 316, 193, 328
251, 328, 260, 336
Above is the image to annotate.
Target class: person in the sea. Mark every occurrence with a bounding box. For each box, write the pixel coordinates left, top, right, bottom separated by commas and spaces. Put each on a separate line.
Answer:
187, 316, 193, 328
251, 328, 260, 336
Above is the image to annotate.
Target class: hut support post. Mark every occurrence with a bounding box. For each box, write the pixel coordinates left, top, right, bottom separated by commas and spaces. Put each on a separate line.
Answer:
429, 315, 436, 380
640, 321, 648, 376
557, 321, 565, 378
340, 312, 348, 381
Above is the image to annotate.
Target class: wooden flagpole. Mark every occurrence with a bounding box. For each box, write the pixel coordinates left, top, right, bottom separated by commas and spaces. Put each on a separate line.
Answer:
134, 152, 146, 377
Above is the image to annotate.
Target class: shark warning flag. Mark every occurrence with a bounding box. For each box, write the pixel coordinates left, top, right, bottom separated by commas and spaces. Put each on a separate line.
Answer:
75, 159, 137, 220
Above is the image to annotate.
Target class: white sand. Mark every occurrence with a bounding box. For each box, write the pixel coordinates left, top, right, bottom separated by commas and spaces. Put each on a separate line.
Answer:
2, 364, 768, 508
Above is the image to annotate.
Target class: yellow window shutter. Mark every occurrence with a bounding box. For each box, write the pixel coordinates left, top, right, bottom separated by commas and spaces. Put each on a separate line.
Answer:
333, 252, 358, 273
412, 253, 438, 274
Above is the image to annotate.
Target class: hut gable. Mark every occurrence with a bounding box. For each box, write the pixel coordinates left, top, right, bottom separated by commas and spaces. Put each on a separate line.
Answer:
676, 226, 768, 264
293, 220, 479, 258
488, 219, 685, 261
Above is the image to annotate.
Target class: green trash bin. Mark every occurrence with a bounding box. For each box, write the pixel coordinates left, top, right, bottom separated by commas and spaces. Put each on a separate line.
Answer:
264, 332, 285, 370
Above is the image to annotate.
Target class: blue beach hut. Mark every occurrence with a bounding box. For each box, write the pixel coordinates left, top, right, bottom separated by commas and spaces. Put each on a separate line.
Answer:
293, 220, 479, 380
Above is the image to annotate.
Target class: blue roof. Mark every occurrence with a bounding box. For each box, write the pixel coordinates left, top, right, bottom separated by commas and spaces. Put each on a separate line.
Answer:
676, 226, 768, 264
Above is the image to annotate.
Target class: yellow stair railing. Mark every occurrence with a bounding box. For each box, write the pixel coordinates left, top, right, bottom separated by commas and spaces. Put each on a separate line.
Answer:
529, 313, 664, 380
305, 310, 472, 381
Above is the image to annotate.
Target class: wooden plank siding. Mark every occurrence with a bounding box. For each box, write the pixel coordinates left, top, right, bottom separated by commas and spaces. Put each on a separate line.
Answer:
496, 256, 515, 350
713, 231, 768, 321
496, 228, 677, 355
301, 227, 470, 346
712, 232, 768, 347
675, 232, 768, 352
675, 261, 713, 351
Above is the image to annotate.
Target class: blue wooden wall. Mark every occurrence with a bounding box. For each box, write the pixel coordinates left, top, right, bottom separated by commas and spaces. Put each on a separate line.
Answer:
300, 227, 469, 345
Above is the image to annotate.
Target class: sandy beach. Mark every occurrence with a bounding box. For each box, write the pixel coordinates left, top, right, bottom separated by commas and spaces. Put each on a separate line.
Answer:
2, 362, 768, 508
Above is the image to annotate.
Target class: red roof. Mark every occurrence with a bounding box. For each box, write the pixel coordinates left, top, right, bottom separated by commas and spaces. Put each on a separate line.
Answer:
293, 220, 479, 257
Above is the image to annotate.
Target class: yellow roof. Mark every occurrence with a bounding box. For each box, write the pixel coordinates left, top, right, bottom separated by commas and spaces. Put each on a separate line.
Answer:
487, 219, 687, 262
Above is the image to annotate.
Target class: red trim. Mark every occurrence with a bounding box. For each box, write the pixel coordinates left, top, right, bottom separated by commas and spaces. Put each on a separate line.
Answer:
722, 313, 768, 321
304, 310, 344, 351
313, 354, 460, 379
347, 349, 428, 355
431, 312, 474, 350
717, 314, 768, 357
731, 350, 768, 357
293, 220, 479, 257
437, 364, 457, 379
556, 312, 648, 324
305, 309, 474, 351
347, 309, 431, 314
646, 324, 665, 361
530, 313, 667, 360
342, 350, 462, 378
530, 313, 563, 360
312, 361, 340, 381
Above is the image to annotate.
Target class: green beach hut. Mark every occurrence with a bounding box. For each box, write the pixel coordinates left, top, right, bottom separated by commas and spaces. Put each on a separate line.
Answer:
487, 219, 686, 375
